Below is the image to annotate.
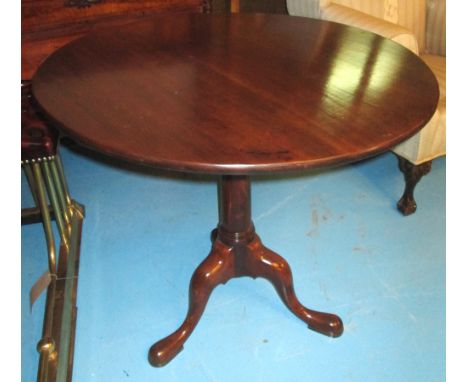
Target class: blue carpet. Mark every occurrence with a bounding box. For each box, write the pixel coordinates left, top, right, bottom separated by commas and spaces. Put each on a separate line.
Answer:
22, 145, 445, 381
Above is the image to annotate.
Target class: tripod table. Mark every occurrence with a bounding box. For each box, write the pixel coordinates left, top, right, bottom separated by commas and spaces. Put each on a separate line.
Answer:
32, 13, 439, 366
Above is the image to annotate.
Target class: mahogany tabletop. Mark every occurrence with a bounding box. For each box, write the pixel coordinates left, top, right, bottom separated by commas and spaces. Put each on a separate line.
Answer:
32, 13, 439, 175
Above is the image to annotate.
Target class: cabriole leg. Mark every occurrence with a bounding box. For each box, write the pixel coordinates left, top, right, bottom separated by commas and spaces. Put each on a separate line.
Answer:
397, 156, 432, 215
148, 175, 342, 367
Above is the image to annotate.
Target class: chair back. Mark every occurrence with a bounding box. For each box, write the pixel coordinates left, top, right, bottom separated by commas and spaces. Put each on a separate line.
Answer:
287, 0, 433, 52
326, 0, 427, 50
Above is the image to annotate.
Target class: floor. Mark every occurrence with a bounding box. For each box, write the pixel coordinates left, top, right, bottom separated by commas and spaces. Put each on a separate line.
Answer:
21, 145, 445, 381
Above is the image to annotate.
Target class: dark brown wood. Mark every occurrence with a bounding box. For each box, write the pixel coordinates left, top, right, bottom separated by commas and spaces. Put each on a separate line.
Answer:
22, 82, 60, 160
22, 0, 206, 79
64, 0, 102, 8
202, 0, 212, 13
32, 14, 439, 175
397, 156, 432, 215
149, 175, 343, 367
22, 206, 56, 225
30, 14, 440, 367
237, 0, 287, 14
210, 0, 287, 14
21, 203, 85, 225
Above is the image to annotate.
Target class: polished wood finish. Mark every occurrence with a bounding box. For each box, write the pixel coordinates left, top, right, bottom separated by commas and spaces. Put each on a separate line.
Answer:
149, 176, 343, 366
397, 156, 432, 215
22, 82, 59, 160
22, 0, 206, 79
31, 14, 439, 367
32, 14, 439, 175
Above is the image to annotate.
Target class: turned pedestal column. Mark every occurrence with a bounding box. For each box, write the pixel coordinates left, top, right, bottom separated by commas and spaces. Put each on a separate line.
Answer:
148, 176, 343, 367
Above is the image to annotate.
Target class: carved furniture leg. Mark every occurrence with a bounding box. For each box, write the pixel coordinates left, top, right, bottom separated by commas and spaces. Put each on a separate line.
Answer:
397, 156, 432, 215
241, 237, 343, 337
148, 242, 236, 367
148, 175, 343, 367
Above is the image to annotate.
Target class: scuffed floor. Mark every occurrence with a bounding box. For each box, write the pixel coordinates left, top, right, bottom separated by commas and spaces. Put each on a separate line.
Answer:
22, 145, 445, 381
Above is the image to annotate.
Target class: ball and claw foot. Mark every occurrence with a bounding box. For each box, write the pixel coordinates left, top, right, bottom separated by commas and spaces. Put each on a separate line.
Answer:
396, 156, 432, 216
397, 196, 417, 216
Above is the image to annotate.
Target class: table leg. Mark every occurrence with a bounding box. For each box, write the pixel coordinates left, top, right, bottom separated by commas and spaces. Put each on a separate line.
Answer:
148, 175, 343, 367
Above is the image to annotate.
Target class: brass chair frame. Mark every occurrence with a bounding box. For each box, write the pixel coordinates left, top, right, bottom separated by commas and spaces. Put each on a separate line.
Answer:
22, 92, 85, 382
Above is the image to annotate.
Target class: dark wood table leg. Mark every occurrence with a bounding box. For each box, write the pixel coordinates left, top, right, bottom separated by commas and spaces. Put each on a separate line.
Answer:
148, 175, 343, 367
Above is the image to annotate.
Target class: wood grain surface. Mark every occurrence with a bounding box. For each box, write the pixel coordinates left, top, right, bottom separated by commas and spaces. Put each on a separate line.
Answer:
21, 0, 206, 79
32, 13, 439, 175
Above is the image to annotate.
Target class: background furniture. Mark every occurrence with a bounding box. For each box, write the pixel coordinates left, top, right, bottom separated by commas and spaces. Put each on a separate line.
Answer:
286, 0, 446, 215
22, 1, 207, 380
22, 80, 85, 382
31, 13, 438, 366
22, 0, 210, 80
209, 0, 287, 14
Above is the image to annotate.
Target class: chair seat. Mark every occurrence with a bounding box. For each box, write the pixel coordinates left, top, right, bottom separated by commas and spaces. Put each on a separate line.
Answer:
21, 87, 58, 162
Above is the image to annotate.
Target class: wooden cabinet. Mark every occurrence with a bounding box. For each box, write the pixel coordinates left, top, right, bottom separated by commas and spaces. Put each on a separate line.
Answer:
22, 0, 208, 79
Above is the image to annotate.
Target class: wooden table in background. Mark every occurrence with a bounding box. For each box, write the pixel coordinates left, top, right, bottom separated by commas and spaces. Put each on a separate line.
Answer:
32, 13, 439, 366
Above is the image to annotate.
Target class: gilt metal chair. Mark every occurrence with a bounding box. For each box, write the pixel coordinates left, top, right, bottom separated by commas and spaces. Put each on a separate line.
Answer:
22, 81, 85, 382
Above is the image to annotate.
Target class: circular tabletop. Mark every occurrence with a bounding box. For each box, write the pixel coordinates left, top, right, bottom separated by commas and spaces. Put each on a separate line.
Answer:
32, 13, 439, 175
